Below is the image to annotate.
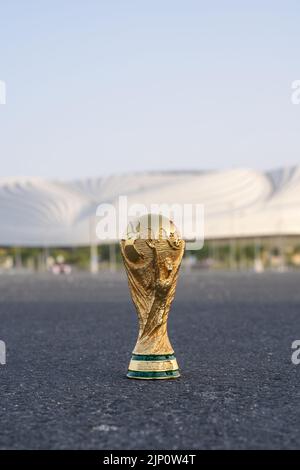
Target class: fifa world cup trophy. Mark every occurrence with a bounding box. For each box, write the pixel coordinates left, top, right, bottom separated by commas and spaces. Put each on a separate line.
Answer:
120, 214, 185, 379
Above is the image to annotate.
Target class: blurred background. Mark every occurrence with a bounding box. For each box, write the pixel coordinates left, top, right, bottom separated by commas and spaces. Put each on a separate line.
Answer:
0, 0, 300, 274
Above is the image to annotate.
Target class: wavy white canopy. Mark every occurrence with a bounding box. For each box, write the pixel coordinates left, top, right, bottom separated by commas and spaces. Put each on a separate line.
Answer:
0, 168, 299, 246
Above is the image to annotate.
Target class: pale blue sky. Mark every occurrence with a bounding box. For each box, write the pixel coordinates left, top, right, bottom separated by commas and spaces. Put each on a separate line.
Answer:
0, 0, 299, 179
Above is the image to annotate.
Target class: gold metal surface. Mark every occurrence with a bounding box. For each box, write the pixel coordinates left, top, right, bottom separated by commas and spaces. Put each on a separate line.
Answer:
121, 214, 185, 379
128, 359, 179, 372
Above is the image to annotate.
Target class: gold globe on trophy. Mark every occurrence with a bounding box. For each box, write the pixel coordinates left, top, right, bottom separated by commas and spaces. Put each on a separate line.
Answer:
120, 214, 185, 379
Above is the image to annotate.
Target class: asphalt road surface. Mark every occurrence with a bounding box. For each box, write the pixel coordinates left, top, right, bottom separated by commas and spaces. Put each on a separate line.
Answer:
1, 270, 300, 449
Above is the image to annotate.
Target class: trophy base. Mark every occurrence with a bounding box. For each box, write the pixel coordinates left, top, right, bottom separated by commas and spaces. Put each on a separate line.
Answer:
127, 354, 180, 380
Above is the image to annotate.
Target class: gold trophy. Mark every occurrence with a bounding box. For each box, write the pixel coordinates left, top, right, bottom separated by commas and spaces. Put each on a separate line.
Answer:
120, 214, 185, 379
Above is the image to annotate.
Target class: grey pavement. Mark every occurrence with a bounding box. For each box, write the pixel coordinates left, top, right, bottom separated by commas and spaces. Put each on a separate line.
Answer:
0, 270, 300, 449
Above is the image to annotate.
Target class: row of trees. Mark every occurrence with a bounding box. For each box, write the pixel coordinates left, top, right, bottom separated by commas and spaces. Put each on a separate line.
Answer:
1, 239, 300, 271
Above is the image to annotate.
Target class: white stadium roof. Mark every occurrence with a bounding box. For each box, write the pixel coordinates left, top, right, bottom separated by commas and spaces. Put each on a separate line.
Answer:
0, 167, 300, 246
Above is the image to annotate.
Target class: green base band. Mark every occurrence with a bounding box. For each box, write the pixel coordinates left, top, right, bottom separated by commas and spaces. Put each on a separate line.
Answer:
127, 353, 180, 380
131, 353, 176, 361
127, 370, 180, 379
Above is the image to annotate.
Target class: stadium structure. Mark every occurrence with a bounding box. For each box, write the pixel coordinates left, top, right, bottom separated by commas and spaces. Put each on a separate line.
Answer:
0, 167, 300, 271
